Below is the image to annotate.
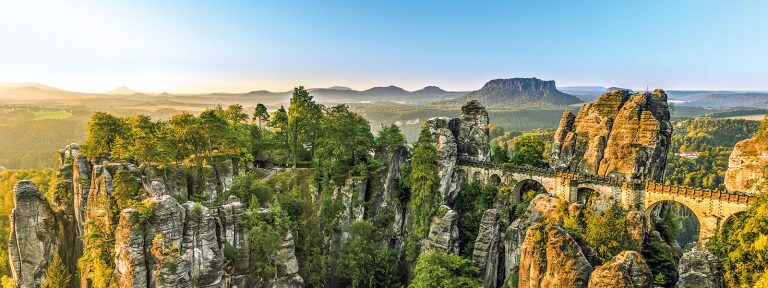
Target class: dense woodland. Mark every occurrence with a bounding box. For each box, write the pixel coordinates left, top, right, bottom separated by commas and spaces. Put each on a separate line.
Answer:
0, 88, 767, 287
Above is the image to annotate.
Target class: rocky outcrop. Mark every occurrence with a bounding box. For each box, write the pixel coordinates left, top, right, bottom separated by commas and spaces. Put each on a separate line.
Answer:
145, 165, 190, 200
421, 205, 460, 254
8, 181, 58, 288
625, 211, 647, 248
269, 231, 304, 288
550, 89, 671, 181
676, 251, 725, 288
334, 178, 367, 227
445, 78, 582, 106
587, 250, 652, 288
145, 195, 191, 287
471, 209, 502, 288
724, 136, 768, 194
218, 195, 249, 273
504, 193, 561, 278
518, 223, 593, 288
458, 100, 491, 162
182, 202, 223, 286
426, 117, 461, 205
115, 209, 148, 288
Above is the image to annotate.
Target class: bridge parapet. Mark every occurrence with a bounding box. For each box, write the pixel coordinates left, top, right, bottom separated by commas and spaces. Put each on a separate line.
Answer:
645, 182, 752, 205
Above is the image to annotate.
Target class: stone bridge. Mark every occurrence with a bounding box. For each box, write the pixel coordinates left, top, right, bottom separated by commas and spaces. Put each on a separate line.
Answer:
456, 158, 752, 245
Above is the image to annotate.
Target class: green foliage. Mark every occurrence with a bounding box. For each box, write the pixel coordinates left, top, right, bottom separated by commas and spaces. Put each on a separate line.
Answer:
409, 250, 483, 288
41, 253, 70, 288
80, 112, 128, 160
406, 126, 441, 256
664, 117, 758, 189
337, 221, 402, 287
642, 238, 678, 288
508, 134, 547, 168
112, 169, 144, 211
227, 172, 274, 207
376, 124, 407, 153
708, 195, 768, 288
223, 241, 241, 262
315, 104, 375, 183
246, 205, 292, 281
578, 203, 636, 262
287, 87, 323, 167
455, 181, 497, 258
79, 216, 117, 288
490, 143, 510, 164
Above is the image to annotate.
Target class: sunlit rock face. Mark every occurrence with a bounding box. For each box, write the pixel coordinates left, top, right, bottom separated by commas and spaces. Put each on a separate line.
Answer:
587, 250, 652, 288
421, 205, 460, 254
504, 193, 561, 279
8, 181, 57, 288
517, 223, 593, 288
457, 100, 491, 162
114, 209, 148, 288
550, 89, 671, 181
724, 135, 768, 193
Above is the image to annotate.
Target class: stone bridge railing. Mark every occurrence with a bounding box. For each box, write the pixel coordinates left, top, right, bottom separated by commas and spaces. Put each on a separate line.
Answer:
645, 182, 752, 205
457, 158, 753, 204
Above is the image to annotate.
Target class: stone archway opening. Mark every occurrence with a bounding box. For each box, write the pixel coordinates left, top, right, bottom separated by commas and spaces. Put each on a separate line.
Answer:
512, 179, 547, 206
489, 174, 501, 186
720, 211, 746, 239
472, 171, 482, 183
576, 187, 596, 207
646, 200, 701, 251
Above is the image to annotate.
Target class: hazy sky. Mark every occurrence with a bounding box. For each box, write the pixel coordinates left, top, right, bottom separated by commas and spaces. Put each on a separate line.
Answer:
0, 0, 766, 93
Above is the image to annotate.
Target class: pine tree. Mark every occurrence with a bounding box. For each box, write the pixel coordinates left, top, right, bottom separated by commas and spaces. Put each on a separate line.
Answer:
41, 253, 71, 288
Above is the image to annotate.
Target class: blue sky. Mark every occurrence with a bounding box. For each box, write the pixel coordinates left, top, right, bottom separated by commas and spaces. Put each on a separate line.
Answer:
0, 0, 766, 93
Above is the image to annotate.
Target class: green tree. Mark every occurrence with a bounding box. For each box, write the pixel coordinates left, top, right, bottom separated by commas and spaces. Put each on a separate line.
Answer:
582, 204, 636, 261
287, 87, 323, 167
81, 112, 128, 160
409, 250, 482, 288
247, 205, 291, 281
405, 126, 440, 262
254, 103, 269, 129
41, 253, 70, 288
167, 111, 204, 162
316, 104, 375, 182
112, 170, 144, 211
491, 143, 510, 164
376, 124, 407, 153
338, 221, 401, 288
508, 135, 546, 167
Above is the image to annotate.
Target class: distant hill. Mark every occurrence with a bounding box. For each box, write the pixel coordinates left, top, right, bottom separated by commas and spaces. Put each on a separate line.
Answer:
107, 86, 140, 95
686, 93, 768, 108
441, 78, 582, 106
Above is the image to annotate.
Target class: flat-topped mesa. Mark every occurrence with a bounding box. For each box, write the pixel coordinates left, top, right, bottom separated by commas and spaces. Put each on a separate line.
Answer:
550, 89, 672, 182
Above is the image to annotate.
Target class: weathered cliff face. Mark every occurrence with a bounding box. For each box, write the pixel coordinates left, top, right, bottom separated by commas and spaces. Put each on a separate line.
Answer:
421, 205, 460, 254
504, 193, 561, 279
724, 136, 768, 193
471, 209, 503, 288
517, 223, 593, 288
676, 251, 725, 288
550, 90, 671, 181
115, 209, 148, 288
181, 201, 224, 286
218, 195, 249, 274
587, 250, 652, 288
425, 101, 491, 206
8, 181, 57, 288
269, 231, 304, 288
458, 100, 491, 162
370, 147, 409, 248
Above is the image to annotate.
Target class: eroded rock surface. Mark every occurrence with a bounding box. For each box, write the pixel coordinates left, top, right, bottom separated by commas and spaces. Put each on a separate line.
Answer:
676, 251, 725, 288
504, 193, 561, 278
426, 117, 461, 205
8, 181, 57, 288
518, 223, 593, 288
114, 209, 148, 288
725, 136, 768, 194
458, 100, 491, 162
550, 89, 671, 181
588, 250, 652, 288
182, 201, 223, 286
422, 205, 460, 254
471, 209, 502, 288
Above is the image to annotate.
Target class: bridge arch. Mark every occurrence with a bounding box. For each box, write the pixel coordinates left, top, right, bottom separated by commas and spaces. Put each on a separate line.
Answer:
645, 200, 701, 249
511, 179, 547, 204
489, 174, 501, 186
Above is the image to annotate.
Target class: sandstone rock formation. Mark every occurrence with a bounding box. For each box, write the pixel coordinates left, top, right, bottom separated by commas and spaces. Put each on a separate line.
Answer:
269, 231, 304, 288
458, 100, 491, 162
724, 135, 768, 194
426, 117, 461, 205
676, 250, 725, 288
471, 209, 502, 288
625, 211, 647, 248
518, 223, 593, 288
8, 181, 57, 288
421, 205, 460, 254
115, 209, 148, 288
504, 193, 561, 278
218, 195, 249, 273
550, 89, 671, 182
587, 250, 652, 288
182, 201, 223, 286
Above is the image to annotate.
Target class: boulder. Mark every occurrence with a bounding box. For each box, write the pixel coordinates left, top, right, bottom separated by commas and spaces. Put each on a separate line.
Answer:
518, 223, 593, 288
8, 181, 57, 288
724, 136, 768, 194
676, 251, 725, 288
182, 201, 224, 286
114, 209, 148, 288
421, 205, 460, 254
471, 209, 502, 288
550, 90, 671, 182
588, 250, 652, 288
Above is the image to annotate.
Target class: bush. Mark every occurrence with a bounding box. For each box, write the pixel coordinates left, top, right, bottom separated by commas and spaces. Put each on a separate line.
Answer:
409, 250, 482, 288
